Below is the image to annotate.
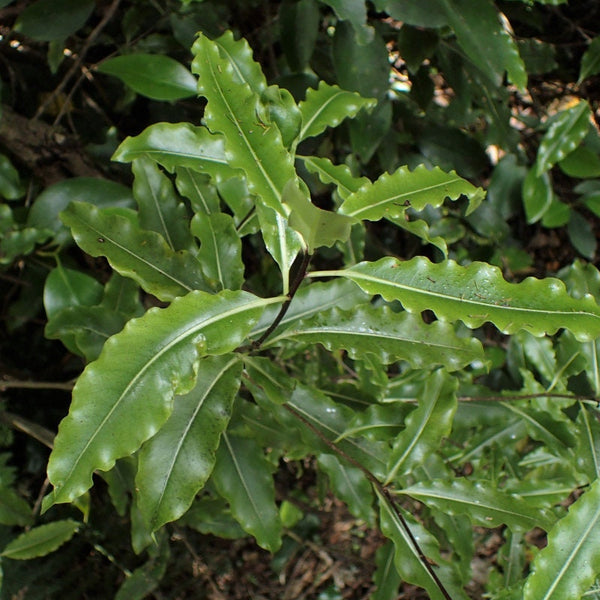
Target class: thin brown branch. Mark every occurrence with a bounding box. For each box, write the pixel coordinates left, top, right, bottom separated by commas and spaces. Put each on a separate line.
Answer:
0, 410, 55, 449
283, 403, 454, 600
34, 0, 122, 121
0, 379, 75, 391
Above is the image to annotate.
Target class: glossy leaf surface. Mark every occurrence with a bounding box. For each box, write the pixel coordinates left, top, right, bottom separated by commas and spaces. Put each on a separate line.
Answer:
339, 165, 485, 221
112, 123, 234, 182
385, 369, 457, 484
136, 355, 242, 531
524, 478, 600, 600
265, 304, 483, 371
535, 100, 592, 176
399, 479, 555, 531
298, 81, 376, 141
212, 433, 282, 552
98, 54, 197, 101
61, 202, 208, 301
316, 256, 600, 341
46, 290, 281, 506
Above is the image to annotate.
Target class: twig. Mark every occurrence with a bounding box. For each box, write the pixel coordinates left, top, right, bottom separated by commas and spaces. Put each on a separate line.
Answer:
0, 410, 55, 448
34, 0, 122, 121
252, 252, 311, 350
0, 379, 75, 391
283, 403, 454, 600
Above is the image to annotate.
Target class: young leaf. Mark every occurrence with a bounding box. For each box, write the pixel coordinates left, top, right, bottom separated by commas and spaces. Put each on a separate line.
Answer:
97, 54, 197, 101
299, 155, 368, 199
298, 81, 376, 141
136, 355, 242, 531
45, 290, 282, 507
523, 478, 600, 600
339, 165, 485, 221
312, 256, 600, 341
191, 212, 244, 291
399, 479, 556, 531
1, 520, 80, 560
284, 180, 354, 251
263, 304, 484, 372
61, 202, 208, 301
132, 158, 194, 252
385, 369, 457, 484
191, 32, 303, 289
112, 122, 235, 182
212, 433, 282, 552
535, 100, 592, 176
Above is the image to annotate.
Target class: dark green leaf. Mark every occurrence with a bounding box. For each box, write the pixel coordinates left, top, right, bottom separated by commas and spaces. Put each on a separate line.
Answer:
212, 433, 282, 552
45, 290, 282, 507
15, 0, 94, 41
1, 520, 79, 559
136, 355, 242, 531
98, 54, 197, 101
279, 0, 320, 72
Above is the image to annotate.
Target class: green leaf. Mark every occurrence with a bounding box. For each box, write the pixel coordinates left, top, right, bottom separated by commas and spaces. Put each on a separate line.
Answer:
136, 355, 241, 531
264, 304, 484, 372
1, 520, 80, 559
559, 146, 600, 178
112, 122, 235, 182
97, 54, 197, 101
191, 32, 302, 288
318, 454, 374, 524
372, 542, 402, 600
312, 256, 600, 341
298, 81, 376, 141
61, 202, 208, 301
576, 403, 600, 482
0, 155, 24, 200
322, 0, 374, 44
385, 369, 457, 484
14, 0, 94, 41
132, 158, 194, 252
299, 155, 368, 199
339, 164, 485, 220
579, 36, 600, 84
279, 0, 320, 72
45, 290, 282, 506
524, 478, 600, 600
373, 0, 448, 28
568, 210, 597, 259
440, 0, 527, 90
284, 180, 354, 251
43, 265, 103, 319
287, 384, 389, 478
251, 278, 370, 342
0, 487, 33, 526
175, 169, 221, 215
376, 487, 469, 600
45, 305, 128, 362
28, 177, 135, 247
399, 479, 556, 531
535, 100, 592, 176
191, 212, 244, 290
522, 168, 553, 224
180, 497, 246, 539
212, 433, 282, 552
114, 532, 170, 600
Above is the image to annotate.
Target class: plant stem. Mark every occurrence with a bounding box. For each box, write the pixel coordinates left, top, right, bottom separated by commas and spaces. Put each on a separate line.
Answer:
252, 252, 311, 350
283, 403, 454, 600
